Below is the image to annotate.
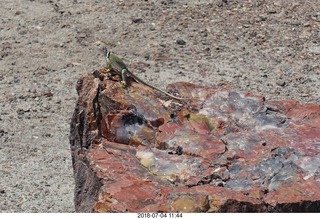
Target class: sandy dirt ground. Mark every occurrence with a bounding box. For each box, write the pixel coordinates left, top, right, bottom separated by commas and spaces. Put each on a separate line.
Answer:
0, 0, 319, 212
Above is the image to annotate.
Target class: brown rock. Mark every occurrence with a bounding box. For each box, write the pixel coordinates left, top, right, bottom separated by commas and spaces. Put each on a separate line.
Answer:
70, 69, 320, 212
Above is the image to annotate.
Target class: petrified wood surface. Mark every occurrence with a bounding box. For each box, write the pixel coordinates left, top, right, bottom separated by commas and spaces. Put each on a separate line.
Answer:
70, 69, 320, 212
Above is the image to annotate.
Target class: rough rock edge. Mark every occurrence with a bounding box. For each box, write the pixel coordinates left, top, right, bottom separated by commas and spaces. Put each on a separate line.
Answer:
70, 73, 103, 212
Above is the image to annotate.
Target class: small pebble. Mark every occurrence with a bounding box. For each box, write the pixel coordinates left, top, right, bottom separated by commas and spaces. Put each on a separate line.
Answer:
149, 25, 155, 31
16, 108, 25, 115
276, 79, 286, 87
267, 8, 277, 14
176, 39, 186, 45
132, 18, 143, 24
13, 76, 20, 83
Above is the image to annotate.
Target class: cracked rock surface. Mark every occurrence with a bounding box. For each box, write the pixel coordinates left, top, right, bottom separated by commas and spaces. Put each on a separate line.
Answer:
70, 69, 320, 212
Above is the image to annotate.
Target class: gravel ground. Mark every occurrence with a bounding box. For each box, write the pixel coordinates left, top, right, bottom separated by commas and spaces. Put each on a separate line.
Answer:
0, 0, 319, 212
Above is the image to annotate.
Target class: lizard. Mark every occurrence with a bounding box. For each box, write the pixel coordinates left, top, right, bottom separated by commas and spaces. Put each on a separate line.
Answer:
93, 41, 196, 101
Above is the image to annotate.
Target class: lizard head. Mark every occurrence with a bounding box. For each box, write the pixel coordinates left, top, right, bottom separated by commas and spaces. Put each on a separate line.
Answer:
93, 40, 108, 56
93, 40, 106, 49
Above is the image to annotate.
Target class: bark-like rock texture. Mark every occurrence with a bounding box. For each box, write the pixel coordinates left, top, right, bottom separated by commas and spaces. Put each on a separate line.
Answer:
70, 69, 320, 212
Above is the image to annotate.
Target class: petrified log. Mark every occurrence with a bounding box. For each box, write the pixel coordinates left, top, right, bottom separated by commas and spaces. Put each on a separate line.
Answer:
70, 69, 320, 212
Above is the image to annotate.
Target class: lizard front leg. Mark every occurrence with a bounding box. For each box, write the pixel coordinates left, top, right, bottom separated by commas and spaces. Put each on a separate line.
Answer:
121, 69, 128, 87
104, 57, 113, 73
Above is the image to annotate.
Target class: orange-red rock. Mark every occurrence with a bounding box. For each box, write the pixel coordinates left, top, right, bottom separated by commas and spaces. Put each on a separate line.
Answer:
70, 69, 320, 212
